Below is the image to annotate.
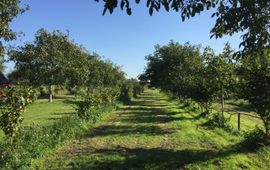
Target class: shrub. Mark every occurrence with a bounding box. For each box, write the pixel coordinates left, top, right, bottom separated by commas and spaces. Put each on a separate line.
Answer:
119, 79, 143, 104
0, 86, 37, 139
241, 128, 270, 150
76, 87, 118, 119
204, 113, 234, 132
0, 105, 114, 169
119, 81, 133, 104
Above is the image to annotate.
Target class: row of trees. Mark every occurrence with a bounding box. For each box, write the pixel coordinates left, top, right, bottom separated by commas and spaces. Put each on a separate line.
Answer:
8, 28, 125, 102
0, 28, 142, 138
140, 41, 270, 141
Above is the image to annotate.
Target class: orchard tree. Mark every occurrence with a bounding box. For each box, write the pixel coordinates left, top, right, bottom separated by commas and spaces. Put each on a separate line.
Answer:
96, 0, 270, 54
0, 0, 28, 72
0, 86, 36, 139
9, 29, 78, 102
203, 43, 236, 117
58, 42, 90, 90
240, 50, 270, 141
216, 43, 236, 116
142, 41, 202, 99
189, 47, 217, 114
0, 0, 28, 56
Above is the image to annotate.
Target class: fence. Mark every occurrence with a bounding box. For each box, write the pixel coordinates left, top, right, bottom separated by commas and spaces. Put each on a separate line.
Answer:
237, 112, 261, 130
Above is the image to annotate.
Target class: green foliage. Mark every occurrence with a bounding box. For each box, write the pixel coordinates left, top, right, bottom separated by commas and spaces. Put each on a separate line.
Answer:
205, 113, 233, 131
0, 0, 28, 57
119, 81, 133, 104
194, 44, 236, 114
119, 79, 143, 104
0, 55, 5, 72
96, 0, 270, 54
8, 29, 125, 102
141, 41, 237, 114
76, 87, 119, 119
131, 79, 143, 98
0, 86, 36, 138
226, 99, 247, 107
241, 128, 269, 150
0, 105, 114, 169
240, 50, 270, 140
142, 40, 270, 142
9, 29, 79, 87
33, 89, 270, 169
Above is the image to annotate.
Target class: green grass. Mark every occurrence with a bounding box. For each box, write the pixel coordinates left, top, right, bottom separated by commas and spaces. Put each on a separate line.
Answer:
23, 98, 75, 126
212, 101, 263, 132
0, 98, 75, 139
35, 89, 270, 170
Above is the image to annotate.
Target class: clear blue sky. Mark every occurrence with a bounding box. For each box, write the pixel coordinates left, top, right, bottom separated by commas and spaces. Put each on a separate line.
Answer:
6, 0, 241, 78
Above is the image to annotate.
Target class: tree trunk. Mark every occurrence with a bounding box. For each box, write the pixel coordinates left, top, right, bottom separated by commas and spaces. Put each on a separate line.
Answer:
221, 93, 224, 119
49, 85, 53, 103
264, 119, 270, 142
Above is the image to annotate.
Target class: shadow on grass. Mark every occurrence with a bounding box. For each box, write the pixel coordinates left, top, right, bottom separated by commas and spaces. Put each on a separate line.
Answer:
61, 92, 265, 169
68, 144, 253, 170
174, 111, 208, 122
85, 124, 174, 138
115, 97, 182, 124
63, 99, 80, 105
224, 104, 254, 114
120, 111, 184, 124
53, 112, 74, 115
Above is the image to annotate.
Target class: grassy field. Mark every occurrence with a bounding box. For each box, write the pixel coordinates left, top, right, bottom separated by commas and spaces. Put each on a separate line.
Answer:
34, 89, 270, 169
0, 98, 75, 139
212, 101, 263, 132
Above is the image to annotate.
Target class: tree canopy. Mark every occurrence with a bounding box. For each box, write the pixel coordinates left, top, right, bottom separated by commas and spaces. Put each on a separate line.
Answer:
0, 0, 28, 72
95, 0, 270, 54
8, 29, 126, 102
0, 0, 28, 54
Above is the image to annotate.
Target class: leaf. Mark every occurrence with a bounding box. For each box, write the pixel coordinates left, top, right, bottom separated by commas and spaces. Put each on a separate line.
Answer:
147, 0, 151, 7
162, 1, 170, 11
181, 14, 185, 21
126, 8, 132, 15
102, 8, 107, 16
149, 6, 154, 16
120, 0, 125, 10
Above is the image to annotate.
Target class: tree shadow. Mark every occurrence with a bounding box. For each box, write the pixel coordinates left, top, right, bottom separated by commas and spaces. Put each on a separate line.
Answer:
175, 111, 208, 122
117, 107, 154, 112
60, 92, 266, 169
131, 100, 170, 108
136, 96, 169, 101
63, 99, 80, 105
67, 143, 253, 170
85, 124, 174, 138
121, 115, 184, 124
53, 112, 74, 115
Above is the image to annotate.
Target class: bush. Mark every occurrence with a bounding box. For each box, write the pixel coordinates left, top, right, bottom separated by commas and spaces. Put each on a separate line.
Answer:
76, 87, 118, 119
119, 79, 143, 104
204, 113, 234, 132
0, 86, 37, 138
119, 82, 133, 104
241, 128, 270, 150
0, 106, 114, 169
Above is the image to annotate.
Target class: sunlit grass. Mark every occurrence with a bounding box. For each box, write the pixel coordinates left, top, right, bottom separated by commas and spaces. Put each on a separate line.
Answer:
0, 98, 75, 139
35, 89, 270, 169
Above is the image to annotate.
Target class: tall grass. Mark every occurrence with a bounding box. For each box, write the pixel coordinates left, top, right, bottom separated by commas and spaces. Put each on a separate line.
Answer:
0, 105, 115, 169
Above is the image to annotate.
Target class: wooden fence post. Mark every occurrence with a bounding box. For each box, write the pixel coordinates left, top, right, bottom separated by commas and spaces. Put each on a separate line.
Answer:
238, 112, 241, 130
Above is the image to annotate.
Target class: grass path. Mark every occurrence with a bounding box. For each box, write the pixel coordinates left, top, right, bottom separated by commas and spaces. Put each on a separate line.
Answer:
37, 89, 270, 169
